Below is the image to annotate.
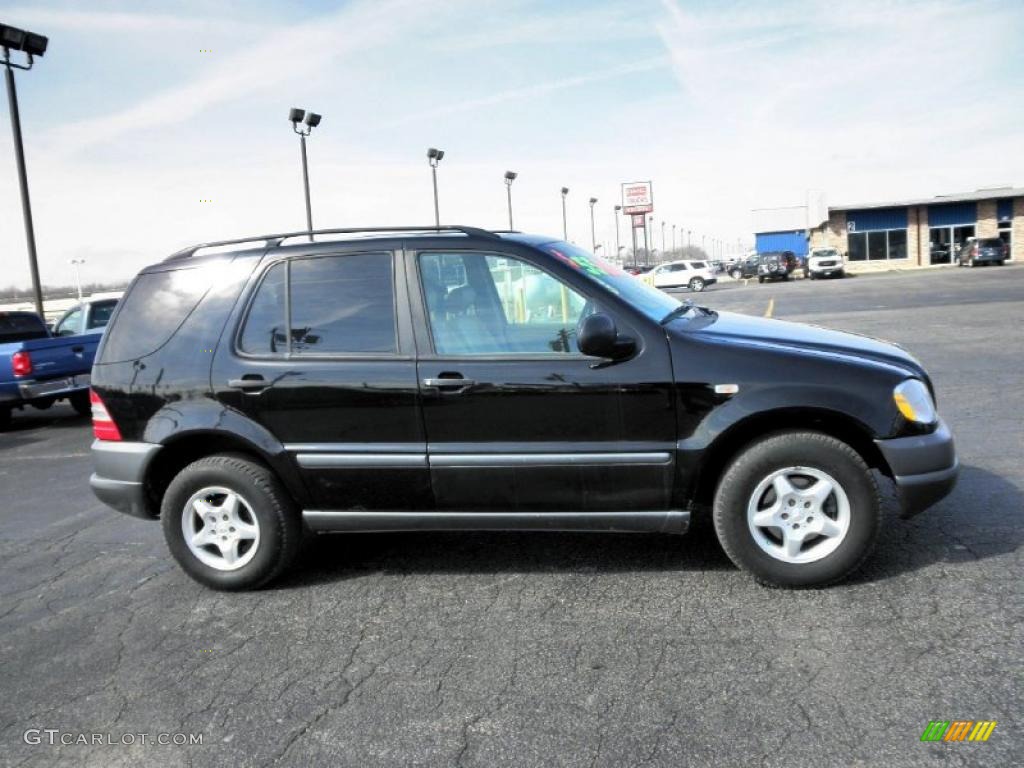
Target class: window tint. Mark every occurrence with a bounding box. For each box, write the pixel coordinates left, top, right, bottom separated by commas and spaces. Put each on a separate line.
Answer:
240, 262, 287, 355
420, 252, 589, 355
289, 253, 396, 355
86, 300, 118, 329
100, 267, 213, 361
55, 307, 82, 336
0, 313, 47, 343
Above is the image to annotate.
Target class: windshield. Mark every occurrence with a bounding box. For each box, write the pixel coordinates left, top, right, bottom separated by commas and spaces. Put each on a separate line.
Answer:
812, 249, 839, 258
539, 241, 681, 323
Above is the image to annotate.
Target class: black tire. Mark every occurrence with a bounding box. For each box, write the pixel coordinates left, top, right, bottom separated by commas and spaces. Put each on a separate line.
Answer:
32, 397, 56, 411
998, 260, 1005, 266
712, 431, 880, 588
689, 277, 705, 292
730, 268, 743, 280
161, 454, 302, 590
757, 276, 765, 284
0, 408, 10, 431
69, 391, 91, 416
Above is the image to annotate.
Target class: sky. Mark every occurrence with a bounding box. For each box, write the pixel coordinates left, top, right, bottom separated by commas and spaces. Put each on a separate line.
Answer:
1, 0, 1022, 288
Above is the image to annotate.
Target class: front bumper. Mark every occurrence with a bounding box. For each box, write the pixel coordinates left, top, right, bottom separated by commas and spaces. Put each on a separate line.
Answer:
90, 440, 161, 519
875, 419, 958, 518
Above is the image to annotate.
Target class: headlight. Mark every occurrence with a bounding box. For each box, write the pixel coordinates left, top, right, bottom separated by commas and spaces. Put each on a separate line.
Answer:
893, 379, 936, 424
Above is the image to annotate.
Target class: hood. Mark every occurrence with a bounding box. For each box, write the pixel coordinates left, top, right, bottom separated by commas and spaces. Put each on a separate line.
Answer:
677, 311, 927, 378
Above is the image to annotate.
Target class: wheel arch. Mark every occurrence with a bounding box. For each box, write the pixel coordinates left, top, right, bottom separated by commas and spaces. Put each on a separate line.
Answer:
143, 430, 308, 519
688, 407, 892, 513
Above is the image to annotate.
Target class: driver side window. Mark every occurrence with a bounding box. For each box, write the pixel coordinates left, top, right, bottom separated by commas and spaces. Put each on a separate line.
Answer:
419, 252, 589, 356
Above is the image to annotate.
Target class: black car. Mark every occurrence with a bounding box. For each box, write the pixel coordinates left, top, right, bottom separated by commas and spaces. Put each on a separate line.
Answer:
727, 254, 760, 280
89, 226, 958, 590
757, 251, 799, 283
957, 238, 1008, 267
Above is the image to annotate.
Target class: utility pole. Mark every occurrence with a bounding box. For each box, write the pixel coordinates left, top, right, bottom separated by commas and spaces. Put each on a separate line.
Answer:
613, 205, 622, 263
427, 148, 445, 227
3, 30, 49, 319
561, 187, 569, 240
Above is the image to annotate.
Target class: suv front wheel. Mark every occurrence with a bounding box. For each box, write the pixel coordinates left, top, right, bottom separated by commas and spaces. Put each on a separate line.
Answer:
713, 431, 880, 587
161, 454, 302, 590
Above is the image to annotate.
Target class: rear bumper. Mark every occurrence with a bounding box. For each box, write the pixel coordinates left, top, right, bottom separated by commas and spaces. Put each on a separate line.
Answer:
89, 439, 161, 519
18, 373, 91, 400
875, 419, 958, 518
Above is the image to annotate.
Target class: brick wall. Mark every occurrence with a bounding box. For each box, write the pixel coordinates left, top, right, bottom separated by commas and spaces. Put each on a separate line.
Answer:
810, 211, 848, 253
977, 200, 998, 238
1011, 197, 1024, 261
907, 205, 927, 266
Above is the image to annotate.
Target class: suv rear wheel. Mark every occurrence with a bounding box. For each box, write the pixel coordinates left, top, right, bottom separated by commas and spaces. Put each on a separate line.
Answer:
161, 454, 302, 590
713, 431, 880, 587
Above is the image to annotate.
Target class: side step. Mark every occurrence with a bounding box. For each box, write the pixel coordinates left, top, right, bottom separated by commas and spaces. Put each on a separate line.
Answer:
303, 510, 690, 534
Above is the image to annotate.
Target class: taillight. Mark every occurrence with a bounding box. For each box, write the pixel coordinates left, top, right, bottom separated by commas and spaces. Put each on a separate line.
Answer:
90, 388, 122, 441
11, 350, 32, 377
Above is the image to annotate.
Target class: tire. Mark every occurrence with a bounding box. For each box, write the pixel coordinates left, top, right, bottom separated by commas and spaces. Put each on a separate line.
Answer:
712, 431, 880, 588
998, 260, 1005, 266
32, 397, 56, 411
689, 277, 705, 292
757, 276, 765, 284
161, 454, 302, 590
730, 268, 743, 280
69, 391, 91, 416
0, 408, 10, 431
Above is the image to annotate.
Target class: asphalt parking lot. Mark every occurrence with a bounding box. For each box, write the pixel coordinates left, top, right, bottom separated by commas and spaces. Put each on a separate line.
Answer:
1, 265, 1021, 767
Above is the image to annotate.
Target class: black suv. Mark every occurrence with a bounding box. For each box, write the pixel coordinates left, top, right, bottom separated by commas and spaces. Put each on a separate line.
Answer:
89, 226, 958, 590
757, 251, 799, 283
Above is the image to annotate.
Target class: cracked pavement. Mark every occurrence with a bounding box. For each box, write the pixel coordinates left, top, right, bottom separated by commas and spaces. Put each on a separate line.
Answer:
1, 266, 1021, 767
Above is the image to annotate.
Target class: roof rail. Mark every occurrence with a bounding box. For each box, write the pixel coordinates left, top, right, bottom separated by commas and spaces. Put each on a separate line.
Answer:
164, 225, 500, 261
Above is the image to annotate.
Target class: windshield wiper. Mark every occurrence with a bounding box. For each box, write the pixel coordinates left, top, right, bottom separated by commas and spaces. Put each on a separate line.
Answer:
660, 300, 716, 325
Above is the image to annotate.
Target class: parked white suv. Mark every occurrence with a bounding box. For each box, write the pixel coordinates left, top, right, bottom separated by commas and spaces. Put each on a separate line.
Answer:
807, 248, 845, 279
646, 260, 718, 292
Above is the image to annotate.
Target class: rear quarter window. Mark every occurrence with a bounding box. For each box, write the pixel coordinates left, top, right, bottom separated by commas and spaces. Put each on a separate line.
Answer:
99, 266, 217, 362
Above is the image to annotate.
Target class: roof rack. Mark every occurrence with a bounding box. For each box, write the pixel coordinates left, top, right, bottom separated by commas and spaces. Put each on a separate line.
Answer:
164, 225, 500, 261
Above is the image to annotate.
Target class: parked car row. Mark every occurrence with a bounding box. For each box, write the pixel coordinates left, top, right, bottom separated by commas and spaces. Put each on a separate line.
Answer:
0, 297, 118, 430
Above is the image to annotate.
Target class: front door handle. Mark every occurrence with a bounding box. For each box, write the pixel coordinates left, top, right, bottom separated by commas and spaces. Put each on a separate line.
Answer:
227, 375, 267, 392
422, 377, 475, 390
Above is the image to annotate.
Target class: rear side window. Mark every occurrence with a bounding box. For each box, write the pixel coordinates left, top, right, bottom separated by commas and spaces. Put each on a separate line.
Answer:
100, 268, 211, 361
0, 313, 47, 343
240, 252, 397, 357
87, 300, 118, 329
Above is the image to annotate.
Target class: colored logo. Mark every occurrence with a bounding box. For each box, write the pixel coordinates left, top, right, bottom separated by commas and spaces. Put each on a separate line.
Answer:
920, 720, 997, 742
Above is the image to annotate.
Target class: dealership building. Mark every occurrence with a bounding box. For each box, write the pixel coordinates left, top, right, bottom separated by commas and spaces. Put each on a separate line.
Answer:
752, 187, 1023, 271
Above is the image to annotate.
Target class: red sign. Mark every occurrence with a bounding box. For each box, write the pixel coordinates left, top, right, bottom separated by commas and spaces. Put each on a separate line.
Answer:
631, 214, 646, 229
622, 181, 654, 215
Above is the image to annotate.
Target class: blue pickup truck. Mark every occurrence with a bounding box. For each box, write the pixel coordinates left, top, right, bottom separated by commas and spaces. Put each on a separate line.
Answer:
0, 298, 118, 429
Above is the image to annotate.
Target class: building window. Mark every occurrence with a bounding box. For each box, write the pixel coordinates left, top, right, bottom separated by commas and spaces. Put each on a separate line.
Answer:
847, 229, 907, 262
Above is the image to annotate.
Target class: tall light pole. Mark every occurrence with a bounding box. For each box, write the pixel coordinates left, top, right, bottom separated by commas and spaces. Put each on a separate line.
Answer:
661, 221, 666, 254
561, 187, 569, 240
70, 259, 85, 301
288, 108, 321, 241
648, 216, 655, 262
504, 171, 517, 230
672, 224, 676, 254
613, 205, 622, 263
427, 147, 444, 227
2, 24, 48, 319
687, 229, 692, 249
588, 197, 598, 253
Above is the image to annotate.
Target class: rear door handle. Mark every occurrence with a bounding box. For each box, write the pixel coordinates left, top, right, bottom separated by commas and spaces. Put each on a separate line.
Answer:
422, 377, 475, 390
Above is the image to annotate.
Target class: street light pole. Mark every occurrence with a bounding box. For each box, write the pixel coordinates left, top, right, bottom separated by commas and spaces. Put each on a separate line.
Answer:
427, 147, 445, 228
289, 108, 321, 241
613, 205, 622, 263
561, 187, 569, 240
672, 224, 676, 254
504, 171, 517, 230
661, 221, 666, 254
3, 31, 48, 319
588, 197, 598, 253
70, 259, 84, 301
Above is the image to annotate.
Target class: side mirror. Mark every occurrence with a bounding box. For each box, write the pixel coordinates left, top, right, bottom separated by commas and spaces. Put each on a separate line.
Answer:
577, 312, 636, 361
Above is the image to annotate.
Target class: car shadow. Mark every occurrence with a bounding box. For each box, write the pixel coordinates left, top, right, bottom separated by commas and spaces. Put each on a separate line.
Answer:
0, 405, 89, 447
278, 522, 731, 589
278, 463, 1019, 590
850, 463, 1022, 585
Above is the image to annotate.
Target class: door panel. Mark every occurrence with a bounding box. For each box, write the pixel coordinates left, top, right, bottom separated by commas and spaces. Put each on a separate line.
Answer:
213, 249, 430, 511
412, 249, 676, 513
